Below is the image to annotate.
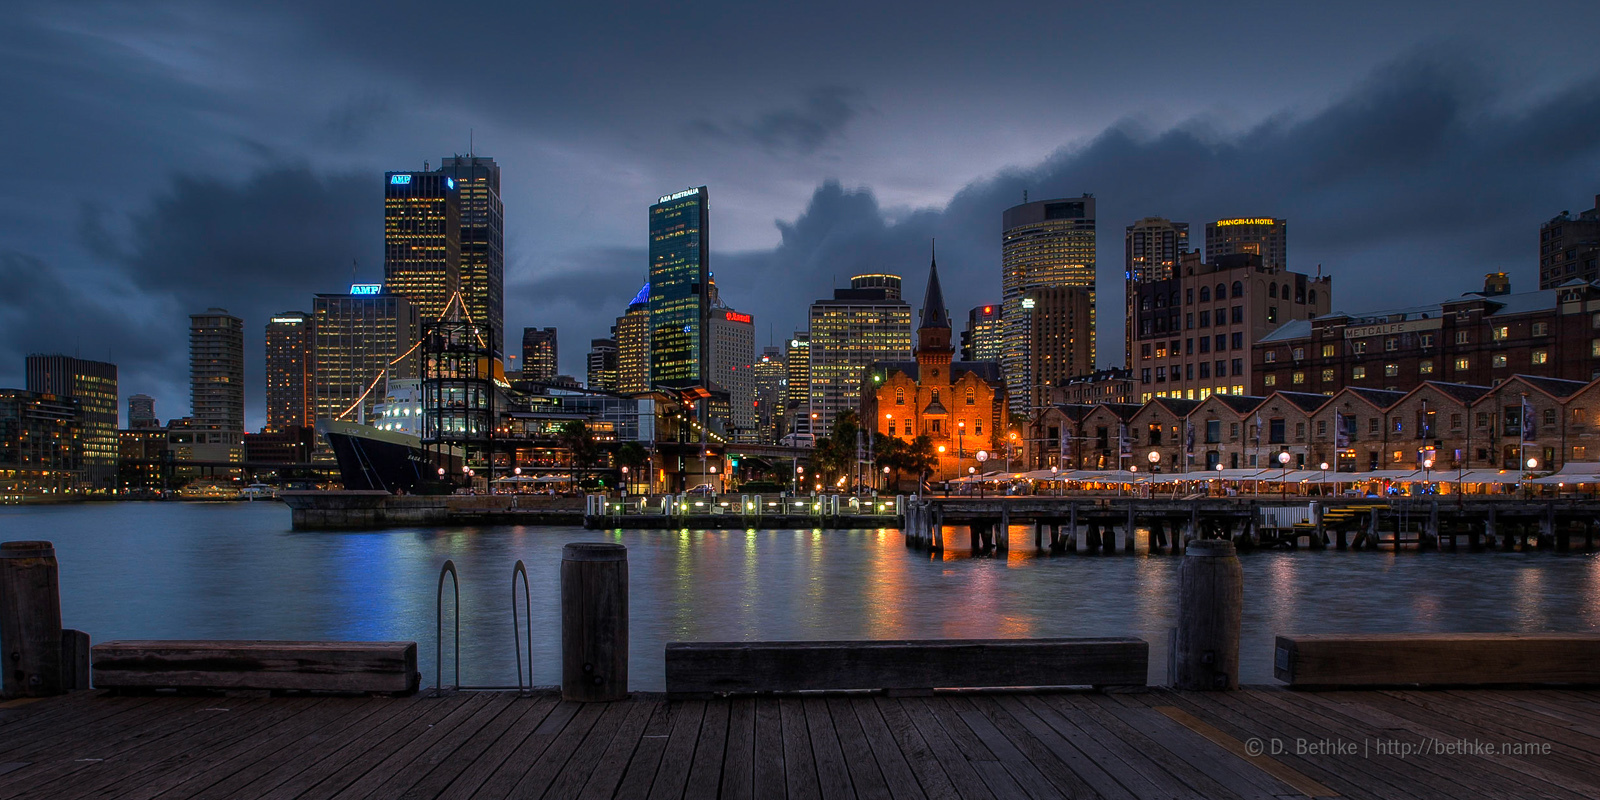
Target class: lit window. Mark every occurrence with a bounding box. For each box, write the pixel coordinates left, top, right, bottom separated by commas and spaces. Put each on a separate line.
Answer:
1492, 326, 1509, 341
1384, 364, 1398, 377
1293, 372, 1305, 385
1420, 360, 1433, 375
1353, 366, 1367, 379
1492, 354, 1507, 368
1322, 368, 1334, 382
1455, 357, 1470, 370
1264, 374, 1277, 387
1531, 350, 1548, 365
1321, 344, 1334, 358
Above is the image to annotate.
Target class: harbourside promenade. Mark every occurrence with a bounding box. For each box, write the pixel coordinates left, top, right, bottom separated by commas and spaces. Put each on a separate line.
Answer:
3, 685, 1598, 799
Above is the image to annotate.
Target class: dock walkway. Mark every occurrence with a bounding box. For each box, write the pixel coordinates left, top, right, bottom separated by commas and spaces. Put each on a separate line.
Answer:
2, 687, 1597, 799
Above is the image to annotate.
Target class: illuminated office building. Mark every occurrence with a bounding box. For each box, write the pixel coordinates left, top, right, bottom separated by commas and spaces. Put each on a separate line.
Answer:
962, 304, 1003, 362
1024, 286, 1095, 410
312, 292, 421, 427
1002, 196, 1097, 414
614, 284, 651, 394
807, 273, 912, 435
1540, 194, 1600, 288
436, 155, 503, 354
189, 309, 244, 432
521, 327, 558, 382
0, 390, 81, 495
25, 354, 116, 490
1206, 217, 1286, 270
384, 167, 461, 325
587, 338, 619, 392
708, 303, 756, 441
1124, 217, 1190, 369
785, 333, 811, 437
649, 187, 710, 387
128, 394, 157, 428
265, 311, 314, 432
751, 346, 785, 444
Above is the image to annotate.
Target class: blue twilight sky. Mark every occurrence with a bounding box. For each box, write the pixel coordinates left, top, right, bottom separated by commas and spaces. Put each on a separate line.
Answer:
2, 1, 1599, 429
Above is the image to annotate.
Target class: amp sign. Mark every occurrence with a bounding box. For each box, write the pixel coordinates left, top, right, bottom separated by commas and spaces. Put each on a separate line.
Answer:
389, 174, 411, 185
350, 284, 382, 295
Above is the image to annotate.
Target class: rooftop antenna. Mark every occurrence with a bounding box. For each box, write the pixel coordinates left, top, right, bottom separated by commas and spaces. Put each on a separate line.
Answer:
1023, 190, 1028, 203
351, 257, 358, 282
469, 128, 474, 157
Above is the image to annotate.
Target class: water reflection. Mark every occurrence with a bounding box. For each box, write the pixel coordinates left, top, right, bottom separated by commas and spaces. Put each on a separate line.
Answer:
5, 502, 1599, 691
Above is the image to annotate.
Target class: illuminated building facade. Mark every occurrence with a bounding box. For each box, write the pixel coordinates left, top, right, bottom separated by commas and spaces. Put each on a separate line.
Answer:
649, 187, 710, 387
614, 284, 651, 394
25, 354, 117, 490
265, 311, 314, 432
586, 338, 618, 391
521, 327, 558, 382
1025, 286, 1095, 411
312, 292, 421, 427
784, 333, 811, 438
128, 394, 157, 428
865, 257, 1010, 483
1206, 217, 1286, 270
384, 168, 461, 325
0, 390, 80, 496
436, 156, 504, 355
708, 305, 756, 441
1124, 217, 1190, 368
751, 346, 785, 444
961, 304, 1002, 362
1002, 196, 1097, 415
190, 308, 244, 436
808, 273, 912, 436
1540, 193, 1600, 289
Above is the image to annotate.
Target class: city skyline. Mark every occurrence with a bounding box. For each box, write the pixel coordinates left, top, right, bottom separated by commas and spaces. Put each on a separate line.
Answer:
4, 3, 1600, 430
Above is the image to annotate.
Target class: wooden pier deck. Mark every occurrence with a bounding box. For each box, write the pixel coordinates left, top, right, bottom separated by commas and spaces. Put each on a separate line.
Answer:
2, 687, 1597, 799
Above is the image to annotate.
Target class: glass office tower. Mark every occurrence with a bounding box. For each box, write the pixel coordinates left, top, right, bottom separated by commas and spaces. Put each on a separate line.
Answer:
648, 187, 710, 388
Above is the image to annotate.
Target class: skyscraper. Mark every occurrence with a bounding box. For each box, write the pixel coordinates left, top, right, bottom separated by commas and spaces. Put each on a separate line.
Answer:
25, 354, 117, 490
586, 338, 619, 391
785, 332, 811, 437
436, 155, 503, 354
312, 292, 421, 427
807, 273, 913, 435
649, 187, 710, 387
265, 311, 314, 432
1124, 217, 1190, 368
614, 283, 651, 394
189, 309, 244, 432
1001, 196, 1097, 414
384, 167, 461, 325
1025, 286, 1095, 410
1205, 217, 1286, 270
961, 304, 1002, 362
128, 394, 156, 428
521, 327, 558, 381
1540, 194, 1600, 288
751, 346, 785, 444
708, 304, 756, 442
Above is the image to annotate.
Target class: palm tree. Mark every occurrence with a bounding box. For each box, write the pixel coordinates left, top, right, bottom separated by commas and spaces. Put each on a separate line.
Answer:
558, 421, 598, 489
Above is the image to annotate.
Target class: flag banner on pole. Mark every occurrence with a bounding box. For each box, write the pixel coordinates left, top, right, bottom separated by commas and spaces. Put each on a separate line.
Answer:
1522, 397, 1535, 442
1334, 411, 1349, 449
1118, 422, 1131, 457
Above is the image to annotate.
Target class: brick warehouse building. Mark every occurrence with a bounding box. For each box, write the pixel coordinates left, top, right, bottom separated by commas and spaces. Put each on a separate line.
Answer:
1253, 274, 1600, 396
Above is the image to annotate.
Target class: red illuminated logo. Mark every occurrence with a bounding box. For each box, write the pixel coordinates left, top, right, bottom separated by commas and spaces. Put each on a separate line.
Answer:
724, 311, 752, 323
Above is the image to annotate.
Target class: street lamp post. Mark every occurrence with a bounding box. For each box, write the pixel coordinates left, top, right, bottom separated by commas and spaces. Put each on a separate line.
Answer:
976, 450, 988, 498
1422, 458, 1434, 495
1319, 461, 1329, 497
1278, 451, 1291, 500
1050, 464, 1059, 497
1215, 462, 1224, 497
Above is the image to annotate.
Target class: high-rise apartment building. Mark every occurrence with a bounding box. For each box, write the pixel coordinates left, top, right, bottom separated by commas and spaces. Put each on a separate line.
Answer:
1125, 217, 1190, 369
751, 346, 785, 444
807, 273, 913, 435
128, 394, 157, 428
0, 390, 81, 495
708, 305, 756, 441
521, 327, 558, 382
586, 338, 619, 391
312, 292, 421, 426
384, 167, 461, 325
265, 311, 314, 432
649, 187, 710, 387
1130, 252, 1330, 402
1024, 286, 1095, 410
614, 283, 651, 394
961, 304, 1003, 362
189, 309, 244, 431
1002, 197, 1097, 415
785, 332, 811, 437
1540, 193, 1600, 289
1205, 218, 1286, 270
25, 354, 117, 490
436, 155, 504, 354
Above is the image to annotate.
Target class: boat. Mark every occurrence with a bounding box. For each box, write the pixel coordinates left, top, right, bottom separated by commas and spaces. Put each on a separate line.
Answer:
317, 418, 461, 494
239, 484, 276, 501
178, 483, 240, 501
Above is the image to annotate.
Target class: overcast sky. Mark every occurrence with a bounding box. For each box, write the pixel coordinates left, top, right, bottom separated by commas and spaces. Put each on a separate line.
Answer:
3, 1, 1598, 429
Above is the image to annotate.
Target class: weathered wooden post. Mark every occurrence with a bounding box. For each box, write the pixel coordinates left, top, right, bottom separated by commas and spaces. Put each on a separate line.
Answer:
2, 541, 64, 698
1124, 504, 1137, 553
997, 507, 1010, 553
1170, 539, 1242, 691
561, 543, 628, 702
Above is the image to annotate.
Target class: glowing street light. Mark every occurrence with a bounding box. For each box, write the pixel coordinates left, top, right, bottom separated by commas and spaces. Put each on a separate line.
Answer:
1278, 451, 1291, 500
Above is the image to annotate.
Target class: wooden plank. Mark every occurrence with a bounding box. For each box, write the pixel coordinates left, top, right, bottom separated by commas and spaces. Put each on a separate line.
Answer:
752, 697, 786, 800
802, 697, 856, 800
402, 696, 554, 800
1154, 704, 1339, 799
500, 701, 607, 799
350, 693, 516, 800
980, 694, 1144, 800
537, 701, 636, 800
847, 697, 933, 800
463, 699, 581, 799
1276, 633, 1600, 686
861, 696, 957, 800
92, 640, 419, 695
1004, 694, 1197, 800
252, 695, 469, 800
647, 699, 707, 800
318, 692, 497, 800
611, 700, 674, 800
684, 699, 730, 800
718, 697, 756, 800
893, 696, 996, 800
821, 697, 892, 800
0, 695, 177, 760
577, 699, 658, 800
1100, 700, 1290, 800
1428, 689, 1600, 758
666, 638, 1147, 695
779, 697, 823, 800
920, 697, 1042, 800
189, 699, 406, 800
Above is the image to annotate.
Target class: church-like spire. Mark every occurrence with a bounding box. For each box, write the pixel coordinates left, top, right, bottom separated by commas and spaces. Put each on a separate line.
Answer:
920, 240, 950, 331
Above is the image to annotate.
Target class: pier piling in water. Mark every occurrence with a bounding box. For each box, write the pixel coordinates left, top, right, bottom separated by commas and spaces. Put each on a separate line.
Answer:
1, 541, 66, 698
560, 543, 628, 702
1171, 539, 1242, 691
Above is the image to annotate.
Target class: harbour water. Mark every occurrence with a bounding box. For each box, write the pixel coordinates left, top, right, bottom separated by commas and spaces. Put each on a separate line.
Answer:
4, 501, 1599, 690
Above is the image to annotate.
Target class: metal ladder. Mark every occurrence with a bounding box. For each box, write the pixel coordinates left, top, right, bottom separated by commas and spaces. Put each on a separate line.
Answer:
433, 559, 538, 696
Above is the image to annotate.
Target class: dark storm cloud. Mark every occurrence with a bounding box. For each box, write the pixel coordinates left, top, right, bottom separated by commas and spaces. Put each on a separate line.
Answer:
690, 87, 861, 155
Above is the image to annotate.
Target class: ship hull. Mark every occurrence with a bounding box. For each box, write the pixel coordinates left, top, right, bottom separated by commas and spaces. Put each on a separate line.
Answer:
318, 420, 461, 493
